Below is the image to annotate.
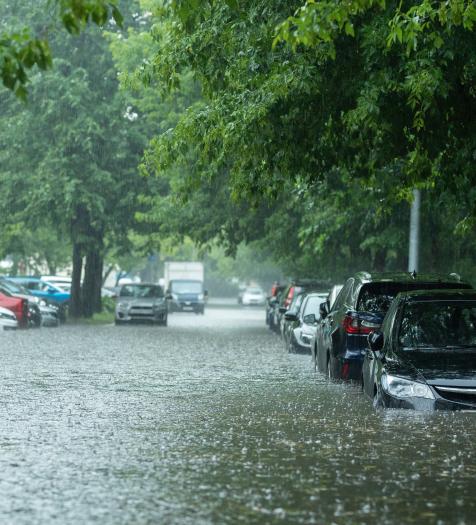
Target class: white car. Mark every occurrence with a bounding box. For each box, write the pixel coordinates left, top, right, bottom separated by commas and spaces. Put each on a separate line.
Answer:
241, 287, 266, 306
0, 306, 18, 330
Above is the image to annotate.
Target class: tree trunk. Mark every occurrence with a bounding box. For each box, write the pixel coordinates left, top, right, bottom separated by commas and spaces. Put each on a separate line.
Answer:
70, 242, 83, 318
82, 236, 104, 317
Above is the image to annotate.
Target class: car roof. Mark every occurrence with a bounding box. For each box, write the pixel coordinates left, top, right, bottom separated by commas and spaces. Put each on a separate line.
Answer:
353, 271, 469, 286
397, 289, 476, 302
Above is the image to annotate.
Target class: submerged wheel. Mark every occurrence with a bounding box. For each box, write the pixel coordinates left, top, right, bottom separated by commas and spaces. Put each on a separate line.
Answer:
373, 386, 384, 409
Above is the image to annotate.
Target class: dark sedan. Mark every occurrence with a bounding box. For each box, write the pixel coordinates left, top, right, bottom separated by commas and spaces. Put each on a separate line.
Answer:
363, 289, 476, 411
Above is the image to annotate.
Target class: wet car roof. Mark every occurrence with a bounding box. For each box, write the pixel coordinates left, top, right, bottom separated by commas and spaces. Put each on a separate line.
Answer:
354, 271, 469, 285
397, 289, 476, 302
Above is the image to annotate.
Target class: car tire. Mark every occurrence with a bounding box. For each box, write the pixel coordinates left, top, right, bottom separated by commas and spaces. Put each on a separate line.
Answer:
327, 354, 336, 380
114, 318, 124, 326
312, 346, 318, 371
373, 386, 384, 409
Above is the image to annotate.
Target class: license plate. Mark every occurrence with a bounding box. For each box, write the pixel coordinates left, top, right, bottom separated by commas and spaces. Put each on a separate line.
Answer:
185, 302, 191, 306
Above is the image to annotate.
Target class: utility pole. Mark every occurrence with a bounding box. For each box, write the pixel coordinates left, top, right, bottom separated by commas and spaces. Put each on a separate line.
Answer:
408, 189, 421, 272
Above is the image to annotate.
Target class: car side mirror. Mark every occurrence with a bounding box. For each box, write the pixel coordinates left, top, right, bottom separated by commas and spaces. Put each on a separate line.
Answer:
303, 313, 317, 325
166, 293, 173, 300
368, 330, 384, 352
48, 288, 56, 294
284, 311, 298, 321
319, 302, 329, 319
204, 290, 209, 297
279, 306, 287, 314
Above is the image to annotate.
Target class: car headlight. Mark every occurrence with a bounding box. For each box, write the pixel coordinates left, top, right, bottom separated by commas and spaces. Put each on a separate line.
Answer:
171, 293, 179, 300
0, 311, 15, 321
117, 302, 129, 309
39, 299, 47, 306
198, 293, 204, 300
381, 373, 434, 400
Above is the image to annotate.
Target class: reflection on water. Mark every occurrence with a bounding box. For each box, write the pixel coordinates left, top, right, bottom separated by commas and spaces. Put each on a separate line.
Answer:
0, 306, 474, 524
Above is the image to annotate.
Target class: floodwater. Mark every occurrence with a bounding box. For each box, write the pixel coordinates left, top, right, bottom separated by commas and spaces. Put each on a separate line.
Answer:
0, 304, 475, 524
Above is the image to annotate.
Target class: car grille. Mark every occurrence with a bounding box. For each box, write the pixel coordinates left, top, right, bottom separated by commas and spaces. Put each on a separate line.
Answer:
434, 386, 476, 407
130, 306, 153, 317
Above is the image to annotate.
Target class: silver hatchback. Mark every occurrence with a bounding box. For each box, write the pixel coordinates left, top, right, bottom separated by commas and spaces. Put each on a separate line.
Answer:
115, 283, 168, 326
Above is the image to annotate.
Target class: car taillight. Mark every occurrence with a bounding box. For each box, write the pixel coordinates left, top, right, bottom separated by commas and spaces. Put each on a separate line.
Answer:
284, 288, 294, 307
342, 314, 379, 335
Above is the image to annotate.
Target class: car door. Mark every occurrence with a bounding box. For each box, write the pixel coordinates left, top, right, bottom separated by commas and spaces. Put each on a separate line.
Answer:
318, 280, 352, 372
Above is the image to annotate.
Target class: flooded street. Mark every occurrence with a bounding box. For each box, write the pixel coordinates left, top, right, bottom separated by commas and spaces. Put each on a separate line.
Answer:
1, 304, 475, 525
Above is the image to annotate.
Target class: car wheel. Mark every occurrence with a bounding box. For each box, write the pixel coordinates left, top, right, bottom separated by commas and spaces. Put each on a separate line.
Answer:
373, 386, 384, 409
114, 318, 124, 326
327, 354, 334, 380
312, 346, 318, 371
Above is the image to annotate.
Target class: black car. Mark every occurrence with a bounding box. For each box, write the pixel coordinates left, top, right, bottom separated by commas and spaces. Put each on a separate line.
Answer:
284, 292, 328, 353
317, 272, 471, 381
363, 289, 476, 410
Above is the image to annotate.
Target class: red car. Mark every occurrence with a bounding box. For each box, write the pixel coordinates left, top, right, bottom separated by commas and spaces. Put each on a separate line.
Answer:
0, 291, 28, 328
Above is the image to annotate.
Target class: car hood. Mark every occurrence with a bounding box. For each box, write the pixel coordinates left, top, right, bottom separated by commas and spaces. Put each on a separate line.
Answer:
398, 350, 476, 386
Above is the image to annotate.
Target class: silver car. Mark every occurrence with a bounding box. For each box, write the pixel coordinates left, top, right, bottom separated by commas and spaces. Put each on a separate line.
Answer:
115, 283, 168, 326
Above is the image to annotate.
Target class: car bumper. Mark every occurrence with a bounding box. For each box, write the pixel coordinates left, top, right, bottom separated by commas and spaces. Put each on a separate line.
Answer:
380, 390, 476, 411
0, 319, 18, 330
116, 309, 167, 322
169, 300, 204, 311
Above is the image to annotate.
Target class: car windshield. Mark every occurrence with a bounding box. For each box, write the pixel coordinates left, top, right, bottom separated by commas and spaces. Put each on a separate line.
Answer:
120, 285, 164, 298
399, 300, 476, 349
170, 281, 202, 293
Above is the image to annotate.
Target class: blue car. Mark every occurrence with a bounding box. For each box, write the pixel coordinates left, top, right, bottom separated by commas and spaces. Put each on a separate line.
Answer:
8, 277, 70, 321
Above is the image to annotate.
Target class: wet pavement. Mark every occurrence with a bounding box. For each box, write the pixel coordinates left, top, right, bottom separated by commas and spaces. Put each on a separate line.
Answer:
0, 304, 475, 524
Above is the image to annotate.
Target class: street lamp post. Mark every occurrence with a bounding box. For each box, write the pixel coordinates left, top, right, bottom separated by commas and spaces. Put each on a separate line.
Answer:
408, 189, 421, 273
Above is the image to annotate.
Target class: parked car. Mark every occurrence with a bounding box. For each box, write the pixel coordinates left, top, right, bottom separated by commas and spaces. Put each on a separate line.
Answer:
281, 292, 308, 346
8, 277, 69, 322
284, 292, 329, 353
0, 290, 28, 328
241, 287, 266, 306
0, 278, 43, 327
266, 284, 285, 331
277, 279, 329, 334
41, 275, 71, 292
363, 289, 476, 410
115, 283, 168, 325
0, 306, 18, 330
316, 272, 472, 381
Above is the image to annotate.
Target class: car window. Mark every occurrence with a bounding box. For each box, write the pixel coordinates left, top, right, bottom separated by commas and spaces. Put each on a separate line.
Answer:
333, 279, 351, 311
398, 300, 476, 349
303, 295, 326, 317
289, 293, 305, 312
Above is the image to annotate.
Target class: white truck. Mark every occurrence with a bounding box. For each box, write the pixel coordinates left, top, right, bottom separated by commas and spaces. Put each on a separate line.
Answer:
163, 262, 206, 314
